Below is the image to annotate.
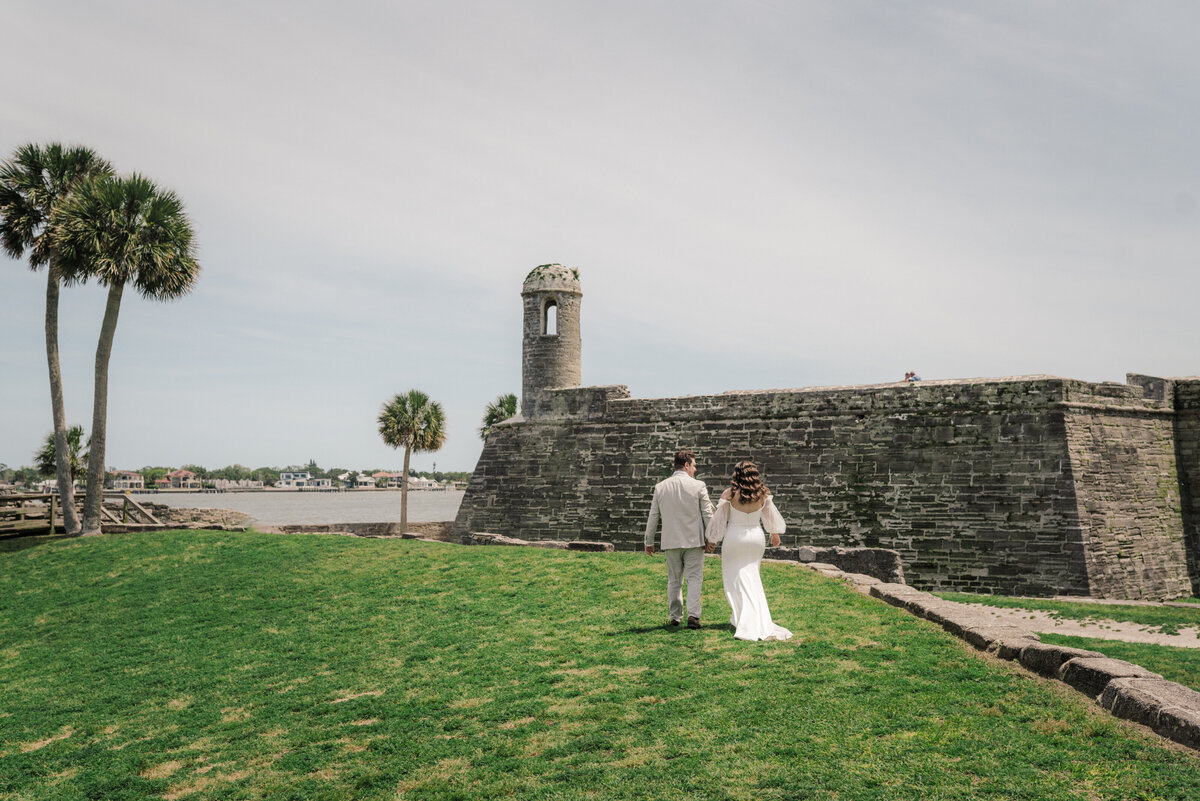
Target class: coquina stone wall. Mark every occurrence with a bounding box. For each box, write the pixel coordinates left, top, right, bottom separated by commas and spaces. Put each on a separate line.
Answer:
1167, 379, 1200, 594
1062, 380, 1189, 599
453, 375, 1200, 600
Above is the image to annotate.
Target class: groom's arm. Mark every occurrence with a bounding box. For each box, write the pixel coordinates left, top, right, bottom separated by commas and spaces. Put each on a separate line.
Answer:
698, 486, 715, 551
644, 489, 661, 554
698, 485, 715, 527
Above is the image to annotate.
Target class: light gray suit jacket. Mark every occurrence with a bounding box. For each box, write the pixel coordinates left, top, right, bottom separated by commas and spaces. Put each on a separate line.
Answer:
645, 471, 715, 550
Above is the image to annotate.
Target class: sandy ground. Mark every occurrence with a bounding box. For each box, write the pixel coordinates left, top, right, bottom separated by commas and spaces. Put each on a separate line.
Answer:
961, 604, 1200, 649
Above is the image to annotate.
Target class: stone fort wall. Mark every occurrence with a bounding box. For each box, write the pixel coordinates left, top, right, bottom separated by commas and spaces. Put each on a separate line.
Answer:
453, 375, 1200, 600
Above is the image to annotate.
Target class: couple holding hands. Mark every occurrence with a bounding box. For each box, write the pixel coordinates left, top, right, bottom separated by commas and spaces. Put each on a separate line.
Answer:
644, 450, 793, 642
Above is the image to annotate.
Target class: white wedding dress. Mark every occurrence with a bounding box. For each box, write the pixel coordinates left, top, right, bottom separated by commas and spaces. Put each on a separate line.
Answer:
707, 498, 793, 642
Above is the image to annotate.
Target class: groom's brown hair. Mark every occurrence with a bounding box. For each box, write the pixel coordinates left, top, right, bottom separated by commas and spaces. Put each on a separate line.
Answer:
673, 450, 695, 470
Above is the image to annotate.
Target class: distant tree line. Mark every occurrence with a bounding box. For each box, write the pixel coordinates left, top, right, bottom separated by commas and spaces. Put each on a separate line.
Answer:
0, 460, 469, 491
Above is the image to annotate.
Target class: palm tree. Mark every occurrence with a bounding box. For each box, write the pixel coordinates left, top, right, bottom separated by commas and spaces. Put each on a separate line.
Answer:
54, 173, 199, 535
0, 143, 112, 533
479, 393, 518, 440
34, 425, 88, 486
378, 390, 446, 535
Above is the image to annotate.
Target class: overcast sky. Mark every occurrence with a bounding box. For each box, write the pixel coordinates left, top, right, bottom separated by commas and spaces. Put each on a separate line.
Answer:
2, 1, 1198, 473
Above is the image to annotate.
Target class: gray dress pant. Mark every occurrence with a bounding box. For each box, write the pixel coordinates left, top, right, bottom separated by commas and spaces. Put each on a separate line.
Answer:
665, 547, 704, 621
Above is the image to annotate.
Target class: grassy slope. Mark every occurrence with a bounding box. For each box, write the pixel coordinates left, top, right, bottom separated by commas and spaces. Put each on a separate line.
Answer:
1, 532, 1198, 801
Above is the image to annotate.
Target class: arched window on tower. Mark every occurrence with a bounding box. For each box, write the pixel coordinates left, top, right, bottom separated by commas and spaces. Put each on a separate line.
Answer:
543, 298, 558, 335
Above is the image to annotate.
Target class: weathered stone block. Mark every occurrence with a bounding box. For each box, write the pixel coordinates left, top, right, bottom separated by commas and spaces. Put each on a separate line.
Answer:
1058, 657, 1161, 698
764, 547, 800, 561
868, 583, 931, 609
1156, 705, 1200, 751
986, 635, 1041, 660
1100, 677, 1200, 735
795, 545, 906, 583
463, 532, 528, 546
937, 612, 1009, 639
567, 540, 614, 552
912, 601, 974, 627
960, 625, 1037, 651
1018, 643, 1107, 678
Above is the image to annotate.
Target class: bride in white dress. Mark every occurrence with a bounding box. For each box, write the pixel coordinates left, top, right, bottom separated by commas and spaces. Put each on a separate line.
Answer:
705, 461, 793, 642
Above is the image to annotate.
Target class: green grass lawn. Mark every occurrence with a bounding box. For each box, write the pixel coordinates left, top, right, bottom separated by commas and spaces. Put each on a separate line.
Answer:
938, 592, 1200, 635
3, 532, 1200, 800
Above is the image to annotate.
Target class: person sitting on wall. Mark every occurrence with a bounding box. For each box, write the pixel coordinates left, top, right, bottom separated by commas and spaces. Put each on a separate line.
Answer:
644, 449, 715, 629
907, 371, 922, 382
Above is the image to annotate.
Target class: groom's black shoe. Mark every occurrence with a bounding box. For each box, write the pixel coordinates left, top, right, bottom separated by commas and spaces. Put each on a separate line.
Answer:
687, 617, 702, 629
668, 619, 681, 627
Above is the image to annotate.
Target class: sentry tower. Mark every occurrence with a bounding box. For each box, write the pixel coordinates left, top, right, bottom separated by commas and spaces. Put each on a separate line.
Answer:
521, 264, 582, 418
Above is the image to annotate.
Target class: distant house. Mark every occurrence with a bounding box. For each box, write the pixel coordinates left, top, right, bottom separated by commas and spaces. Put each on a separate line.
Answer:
212, 479, 264, 490
154, 477, 171, 489
109, 470, 144, 491
36, 478, 82, 493
408, 476, 439, 490
371, 471, 438, 490
372, 471, 403, 489
338, 472, 375, 489
277, 470, 312, 488
167, 469, 201, 489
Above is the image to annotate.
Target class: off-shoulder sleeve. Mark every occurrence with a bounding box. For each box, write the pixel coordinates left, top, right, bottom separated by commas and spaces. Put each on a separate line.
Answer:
705, 499, 730, 544
761, 496, 786, 535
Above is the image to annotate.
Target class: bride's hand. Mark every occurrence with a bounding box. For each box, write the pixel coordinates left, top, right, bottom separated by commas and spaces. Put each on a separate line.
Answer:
769, 533, 781, 547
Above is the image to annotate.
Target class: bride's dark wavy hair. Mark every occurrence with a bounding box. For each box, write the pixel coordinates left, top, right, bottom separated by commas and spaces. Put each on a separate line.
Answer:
729, 460, 769, 504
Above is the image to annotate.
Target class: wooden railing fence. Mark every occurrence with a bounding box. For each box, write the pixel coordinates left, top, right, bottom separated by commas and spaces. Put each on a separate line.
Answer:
0, 492, 163, 537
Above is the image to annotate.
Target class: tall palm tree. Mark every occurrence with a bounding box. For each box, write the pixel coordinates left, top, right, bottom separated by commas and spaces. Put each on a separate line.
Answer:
0, 143, 112, 534
479, 393, 518, 440
55, 173, 199, 535
34, 425, 88, 485
378, 389, 446, 535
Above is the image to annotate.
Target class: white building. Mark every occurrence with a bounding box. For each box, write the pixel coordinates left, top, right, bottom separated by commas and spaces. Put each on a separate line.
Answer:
213, 479, 264, 490
277, 471, 312, 488
337, 472, 376, 489
109, 470, 145, 491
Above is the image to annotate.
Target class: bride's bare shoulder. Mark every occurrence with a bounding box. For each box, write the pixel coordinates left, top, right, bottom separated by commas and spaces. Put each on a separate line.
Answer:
720, 487, 732, 501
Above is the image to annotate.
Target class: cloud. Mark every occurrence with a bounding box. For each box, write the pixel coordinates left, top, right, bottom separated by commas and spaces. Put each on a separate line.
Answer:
2, 0, 1199, 472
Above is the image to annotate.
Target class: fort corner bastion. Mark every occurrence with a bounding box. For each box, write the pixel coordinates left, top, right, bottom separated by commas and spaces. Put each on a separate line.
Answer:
452, 265, 1200, 600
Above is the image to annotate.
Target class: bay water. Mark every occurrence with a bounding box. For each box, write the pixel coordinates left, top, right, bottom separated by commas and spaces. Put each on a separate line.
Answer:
132, 490, 464, 527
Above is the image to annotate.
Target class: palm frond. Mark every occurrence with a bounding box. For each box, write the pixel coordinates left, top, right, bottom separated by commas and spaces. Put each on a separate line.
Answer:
0, 142, 112, 268
53, 172, 200, 296
479, 393, 518, 440
379, 389, 447, 453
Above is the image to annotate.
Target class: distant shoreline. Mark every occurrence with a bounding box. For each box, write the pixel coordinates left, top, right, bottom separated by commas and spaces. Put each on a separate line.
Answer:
133, 489, 464, 527
130, 487, 459, 495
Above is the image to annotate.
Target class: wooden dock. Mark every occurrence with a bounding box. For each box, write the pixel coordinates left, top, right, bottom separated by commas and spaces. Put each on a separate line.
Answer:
0, 492, 165, 538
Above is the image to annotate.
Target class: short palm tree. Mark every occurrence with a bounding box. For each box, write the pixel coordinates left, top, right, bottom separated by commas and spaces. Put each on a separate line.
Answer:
378, 390, 446, 535
55, 173, 200, 535
0, 143, 112, 534
34, 425, 88, 486
479, 393, 518, 440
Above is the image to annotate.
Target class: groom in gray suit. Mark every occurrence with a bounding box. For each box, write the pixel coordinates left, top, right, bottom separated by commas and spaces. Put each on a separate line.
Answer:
645, 450, 715, 628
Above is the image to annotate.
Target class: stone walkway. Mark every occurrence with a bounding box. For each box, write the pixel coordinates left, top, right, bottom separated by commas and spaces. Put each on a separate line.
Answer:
954, 605, 1200, 649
